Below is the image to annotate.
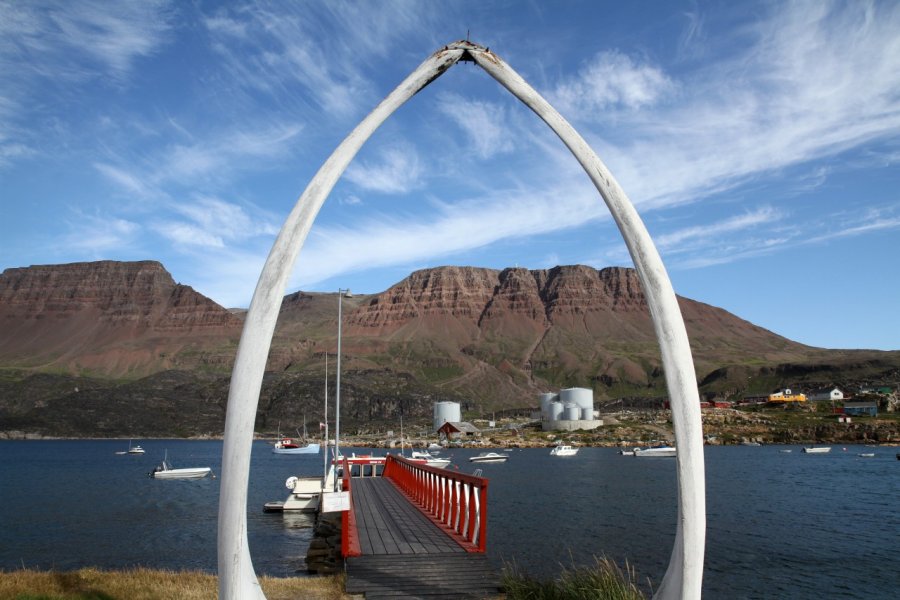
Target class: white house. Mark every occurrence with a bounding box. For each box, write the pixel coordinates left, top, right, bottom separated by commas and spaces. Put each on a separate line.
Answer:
808, 387, 844, 402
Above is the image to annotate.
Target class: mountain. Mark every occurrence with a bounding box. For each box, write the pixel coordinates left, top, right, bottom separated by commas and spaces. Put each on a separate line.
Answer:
0, 260, 241, 375
1, 261, 897, 437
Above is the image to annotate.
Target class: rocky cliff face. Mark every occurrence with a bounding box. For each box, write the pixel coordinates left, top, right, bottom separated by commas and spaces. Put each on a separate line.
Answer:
351, 265, 649, 330
2, 260, 899, 437
0, 261, 241, 374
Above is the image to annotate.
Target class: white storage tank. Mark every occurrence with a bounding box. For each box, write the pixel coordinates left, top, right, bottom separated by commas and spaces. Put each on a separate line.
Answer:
549, 401, 564, 421
563, 403, 580, 420
539, 393, 558, 420
560, 387, 594, 412
433, 401, 461, 431
581, 407, 593, 420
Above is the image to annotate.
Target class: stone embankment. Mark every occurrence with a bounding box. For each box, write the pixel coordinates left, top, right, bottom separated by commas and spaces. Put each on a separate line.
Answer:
304, 512, 342, 574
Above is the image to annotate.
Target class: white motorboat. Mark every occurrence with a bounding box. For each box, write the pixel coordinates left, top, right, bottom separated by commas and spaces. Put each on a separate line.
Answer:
117, 440, 145, 455
857, 452, 875, 458
149, 451, 211, 479
410, 450, 451, 468
550, 444, 578, 456
801, 446, 831, 454
469, 452, 509, 463
633, 446, 677, 458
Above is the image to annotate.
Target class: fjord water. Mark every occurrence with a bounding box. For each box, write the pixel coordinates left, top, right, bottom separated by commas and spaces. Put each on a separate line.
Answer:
1, 442, 897, 598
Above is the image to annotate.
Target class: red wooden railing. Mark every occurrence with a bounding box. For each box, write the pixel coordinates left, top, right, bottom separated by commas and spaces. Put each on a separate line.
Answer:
340, 457, 361, 557
383, 454, 489, 553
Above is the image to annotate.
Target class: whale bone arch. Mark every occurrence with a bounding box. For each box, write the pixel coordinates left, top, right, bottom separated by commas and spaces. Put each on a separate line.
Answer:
217, 40, 706, 600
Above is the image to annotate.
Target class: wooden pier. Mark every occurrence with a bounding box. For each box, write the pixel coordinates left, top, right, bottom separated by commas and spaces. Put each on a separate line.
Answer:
340, 456, 502, 599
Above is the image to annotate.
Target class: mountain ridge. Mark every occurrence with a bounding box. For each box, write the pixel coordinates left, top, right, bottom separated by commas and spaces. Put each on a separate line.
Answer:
1, 260, 897, 437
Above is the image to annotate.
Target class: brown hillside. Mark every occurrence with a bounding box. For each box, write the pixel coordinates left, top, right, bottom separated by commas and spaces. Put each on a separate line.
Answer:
0, 261, 241, 376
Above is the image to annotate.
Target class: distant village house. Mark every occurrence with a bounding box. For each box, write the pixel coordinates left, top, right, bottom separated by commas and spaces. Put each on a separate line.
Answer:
808, 387, 844, 402
842, 401, 878, 417
767, 388, 806, 403
437, 421, 480, 442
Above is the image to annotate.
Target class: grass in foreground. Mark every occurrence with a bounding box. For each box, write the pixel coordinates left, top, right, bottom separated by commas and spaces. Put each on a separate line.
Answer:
0, 567, 349, 600
503, 557, 646, 600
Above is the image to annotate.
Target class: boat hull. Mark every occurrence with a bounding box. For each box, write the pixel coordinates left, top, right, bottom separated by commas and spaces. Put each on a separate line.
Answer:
272, 443, 321, 455
152, 467, 211, 479
634, 447, 677, 458
469, 453, 509, 463
802, 447, 832, 454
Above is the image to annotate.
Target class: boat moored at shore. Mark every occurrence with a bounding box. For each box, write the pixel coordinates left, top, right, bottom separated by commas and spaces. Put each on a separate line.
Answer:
633, 446, 677, 458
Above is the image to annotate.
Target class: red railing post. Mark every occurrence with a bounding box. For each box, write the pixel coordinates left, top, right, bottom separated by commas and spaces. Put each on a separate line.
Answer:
382, 455, 489, 552
340, 457, 361, 557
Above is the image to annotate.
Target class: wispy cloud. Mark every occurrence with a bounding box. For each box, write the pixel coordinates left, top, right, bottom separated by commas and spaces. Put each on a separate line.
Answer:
153, 196, 279, 249
670, 204, 900, 269
201, 2, 438, 118
344, 146, 424, 194
57, 210, 142, 255
94, 121, 304, 194
436, 93, 515, 159
655, 207, 782, 253
552, 2, 900, 211
0, 2, 173, 169
292, 179, 606, 287
551, 50, 676, 117
0, 1, 173, 80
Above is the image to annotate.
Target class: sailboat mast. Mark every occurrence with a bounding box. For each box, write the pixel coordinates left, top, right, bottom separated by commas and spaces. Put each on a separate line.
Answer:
323, 353, 329, 482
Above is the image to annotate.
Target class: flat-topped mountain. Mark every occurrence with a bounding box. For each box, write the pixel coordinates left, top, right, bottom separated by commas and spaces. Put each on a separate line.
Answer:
1, 260, 897, 437
0, 261, 241, 373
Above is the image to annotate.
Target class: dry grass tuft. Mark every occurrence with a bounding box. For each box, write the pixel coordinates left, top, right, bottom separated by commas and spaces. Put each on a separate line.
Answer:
0, 567, 350, 600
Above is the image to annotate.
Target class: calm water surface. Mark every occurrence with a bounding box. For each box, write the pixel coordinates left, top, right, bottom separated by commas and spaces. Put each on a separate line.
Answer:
1, 441, 897, 599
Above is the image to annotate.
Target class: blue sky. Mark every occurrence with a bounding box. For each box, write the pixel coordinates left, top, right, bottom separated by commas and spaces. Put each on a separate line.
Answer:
1, 1, 898, 351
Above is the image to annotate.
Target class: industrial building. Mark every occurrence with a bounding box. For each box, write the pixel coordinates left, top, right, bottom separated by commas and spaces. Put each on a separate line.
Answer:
538, 388, 603, 431
432, 401, 461, 431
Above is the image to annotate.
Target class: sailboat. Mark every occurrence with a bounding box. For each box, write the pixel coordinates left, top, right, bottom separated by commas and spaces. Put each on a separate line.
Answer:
273, 416, 321, 454
116, 439, 145, 455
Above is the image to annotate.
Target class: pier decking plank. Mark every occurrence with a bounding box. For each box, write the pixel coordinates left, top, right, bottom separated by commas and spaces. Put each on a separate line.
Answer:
346, 478, 502, 599
346, 554, 502, 599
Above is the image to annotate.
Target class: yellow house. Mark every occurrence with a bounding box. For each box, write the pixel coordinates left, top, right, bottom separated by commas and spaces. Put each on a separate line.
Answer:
768, 388, 807, 403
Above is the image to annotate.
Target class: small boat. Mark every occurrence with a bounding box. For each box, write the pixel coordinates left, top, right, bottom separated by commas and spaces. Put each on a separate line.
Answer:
149, 451, 211, 479
619, 449, 635, 456
779, 449, 793, 453
272, 418, 320, 454
550, 444, 578, 456
273, 437, 320, 454
469, 452, 509, 463
857, 453, 875, 458
410, 450, 451, 468
427, 443, 443, 452
118, 440, 145, 455
633, 446, 677, 458
801, 446, 831, 454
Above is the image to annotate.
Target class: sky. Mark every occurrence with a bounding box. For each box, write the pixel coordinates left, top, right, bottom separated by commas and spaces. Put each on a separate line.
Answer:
1, 1, 899, 351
